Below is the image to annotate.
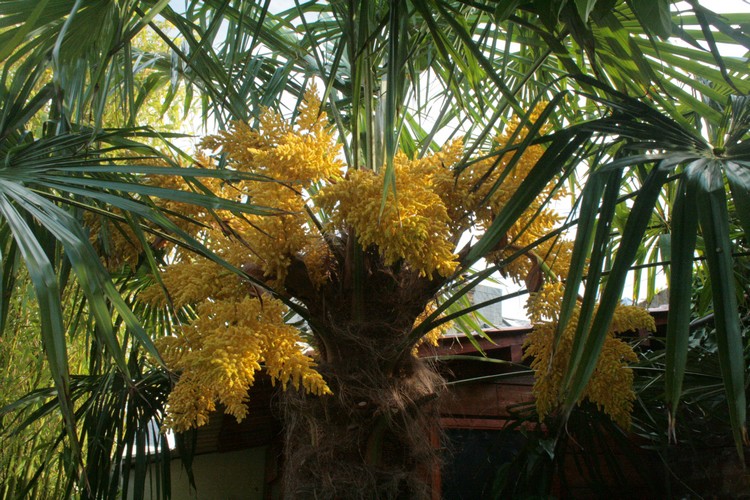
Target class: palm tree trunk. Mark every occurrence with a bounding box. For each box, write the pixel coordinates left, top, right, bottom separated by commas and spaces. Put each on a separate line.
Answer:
280, 348, 443, 499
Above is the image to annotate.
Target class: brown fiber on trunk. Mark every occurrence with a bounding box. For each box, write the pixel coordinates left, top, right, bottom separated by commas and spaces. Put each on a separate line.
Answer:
277, 240, 448, 499
280, 353, 443, 499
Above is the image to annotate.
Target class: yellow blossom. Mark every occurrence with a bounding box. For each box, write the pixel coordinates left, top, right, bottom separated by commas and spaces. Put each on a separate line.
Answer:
140, 257, 249, 309
526, 280, 566, 324
411, 301, 454, 355
316, 151, 460, 279
197, 86, 341, 286
523, 305, 655, 428
84, 213, 144, 270
144, 92, 579, 433
156, 296, 331, 432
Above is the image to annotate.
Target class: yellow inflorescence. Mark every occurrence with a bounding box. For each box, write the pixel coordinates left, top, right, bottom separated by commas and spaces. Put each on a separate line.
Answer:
316, 151, 461, 279
525, 280, 566, 324
140, 258, 248, 309
480, 114, 569, 280
156, 296, 331, 432
84, 157, 215, 272
196, 86, 342, 287
433, 107, 570, 284
523, 305, 655, 428
146, 88, 345, 431
144, 90, 583, 432
84, 212, 143, 271
314, 104, 567, 283
411, 301, 455, 356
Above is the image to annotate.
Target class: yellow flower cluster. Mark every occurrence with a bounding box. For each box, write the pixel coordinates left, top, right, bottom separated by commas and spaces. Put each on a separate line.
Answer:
316, 150, 461, 278
434, 107, 570, 284
198, 86, 342, 286
479, 116, 569, 281
523, 305, 655, 428
156, 296, 331, 432
201, 90, 342, 184
525, 280, 566, 324
314, 106, 568, 282
143, 155, 221, 235
84, 212, 143, 270
411, 301, 455, 355
84, 155, 225, 272
140, 258, 247, 309
142, 90, 582, 431
144, 89, 345, 430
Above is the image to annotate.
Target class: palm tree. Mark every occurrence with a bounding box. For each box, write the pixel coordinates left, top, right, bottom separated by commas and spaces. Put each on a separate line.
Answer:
0, 0, 748, 498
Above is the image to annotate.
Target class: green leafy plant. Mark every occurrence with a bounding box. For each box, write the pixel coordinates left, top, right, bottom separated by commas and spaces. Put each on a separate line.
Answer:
0, 0, 748, 498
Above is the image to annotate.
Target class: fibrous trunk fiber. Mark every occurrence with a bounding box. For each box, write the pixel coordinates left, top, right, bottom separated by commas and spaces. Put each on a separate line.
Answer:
281, 353, 443, 499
